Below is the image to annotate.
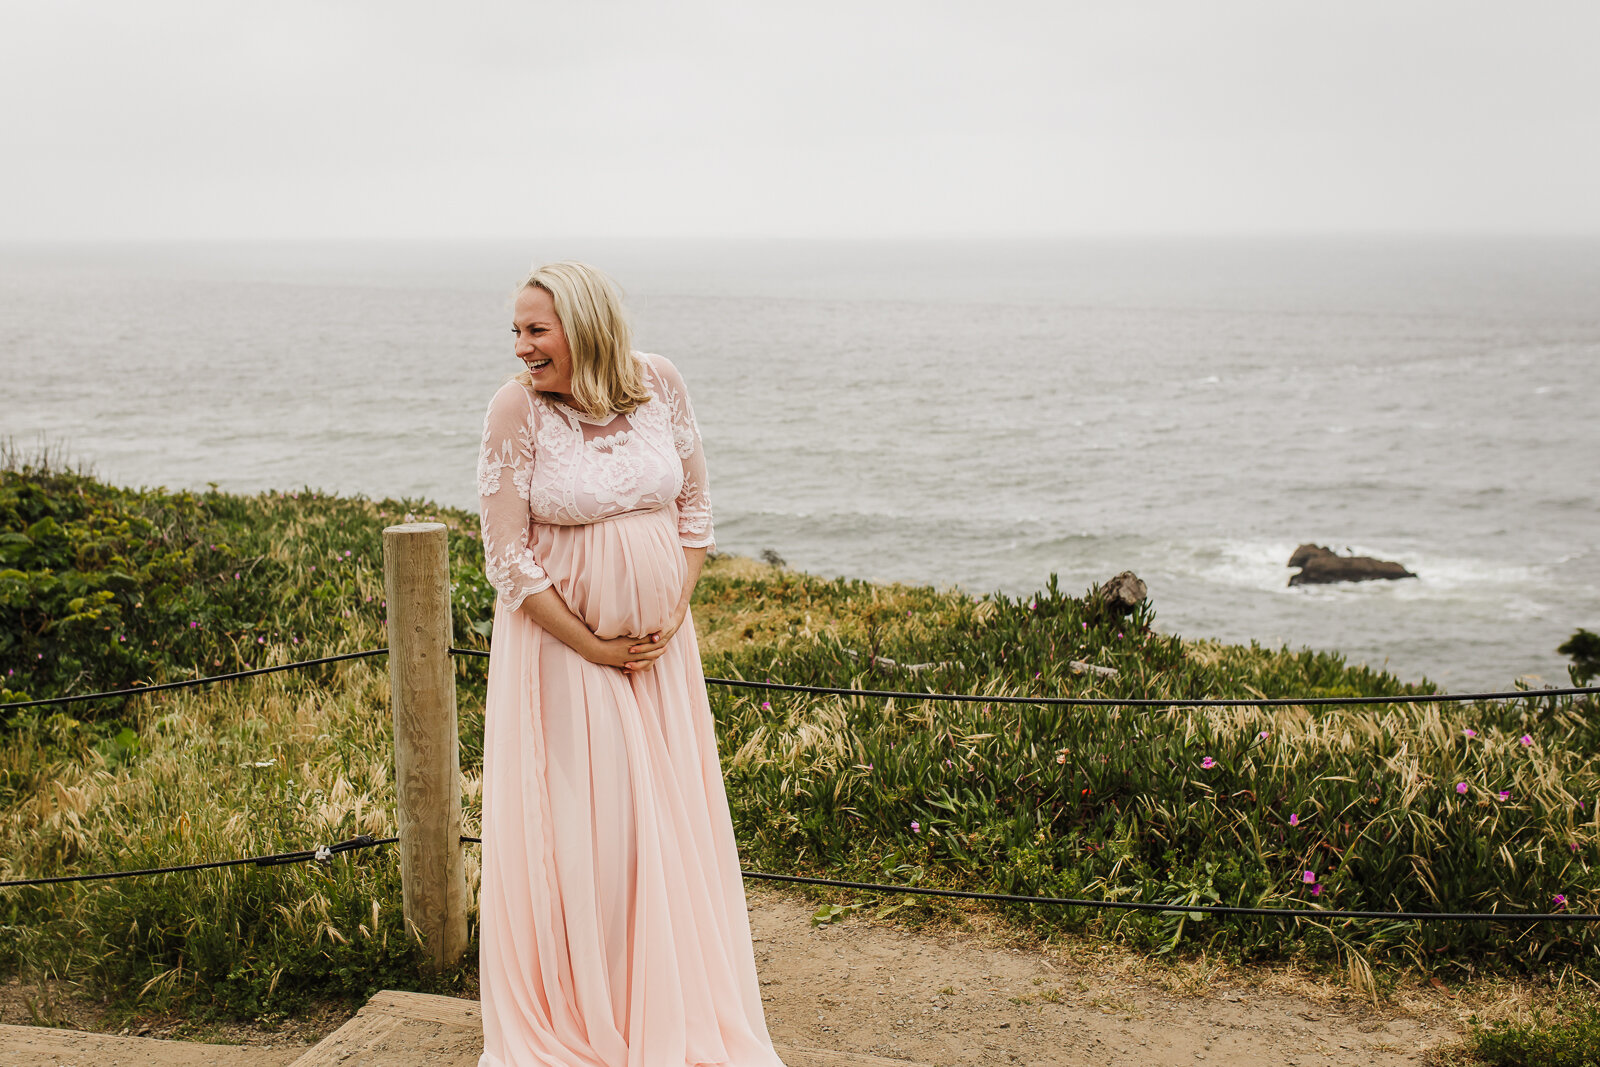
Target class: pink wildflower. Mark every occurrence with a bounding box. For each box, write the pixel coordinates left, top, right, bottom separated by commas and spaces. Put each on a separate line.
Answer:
1201, 757, 1217, 769
1289, 813, 1299, 827
1311, 884, 1323, 896
1456, 782, 1469, 795
1497, 790, 1511, 801
911, 821, 921, 833
1520, 734, 1534, 746
1554, 894, 1568, 910
1302, 870, 1316, 884
1257, 730, 1269, 741
1463, 729, 1477, 738
760, 701, 771, 710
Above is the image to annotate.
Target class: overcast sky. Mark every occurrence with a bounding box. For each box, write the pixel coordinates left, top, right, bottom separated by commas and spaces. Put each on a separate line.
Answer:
3, 1, 1597, 241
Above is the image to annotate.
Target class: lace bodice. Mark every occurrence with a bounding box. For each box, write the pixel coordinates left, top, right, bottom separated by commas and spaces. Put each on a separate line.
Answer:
477, 352, 714, 610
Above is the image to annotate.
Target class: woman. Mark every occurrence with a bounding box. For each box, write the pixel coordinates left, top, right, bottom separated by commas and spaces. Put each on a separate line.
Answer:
475, 261, 784, 1067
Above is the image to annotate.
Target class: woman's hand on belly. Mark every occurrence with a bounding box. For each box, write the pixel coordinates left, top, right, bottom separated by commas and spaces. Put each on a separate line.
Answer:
589, 634, 670, 674
624, 604, 688, 663
518, 586, 661, 673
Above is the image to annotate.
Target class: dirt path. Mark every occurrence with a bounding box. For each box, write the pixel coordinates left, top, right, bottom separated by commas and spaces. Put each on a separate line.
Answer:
0, 886, 1468, 1065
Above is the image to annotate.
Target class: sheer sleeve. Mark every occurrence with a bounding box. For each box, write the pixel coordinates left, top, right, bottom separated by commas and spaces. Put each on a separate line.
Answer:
476, 381, 551, 609
646, 354, 715, 549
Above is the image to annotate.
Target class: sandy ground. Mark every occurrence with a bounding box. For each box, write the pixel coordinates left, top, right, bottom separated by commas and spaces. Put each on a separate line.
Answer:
0, 885, 1477, 1066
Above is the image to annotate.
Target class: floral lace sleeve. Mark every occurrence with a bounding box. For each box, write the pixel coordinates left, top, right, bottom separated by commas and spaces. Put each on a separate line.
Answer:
476, 381, 551, 609
647, 354, 715, 549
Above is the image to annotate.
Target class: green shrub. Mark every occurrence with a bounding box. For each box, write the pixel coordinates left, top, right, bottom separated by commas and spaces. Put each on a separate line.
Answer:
1471, 1006, 1600, 1067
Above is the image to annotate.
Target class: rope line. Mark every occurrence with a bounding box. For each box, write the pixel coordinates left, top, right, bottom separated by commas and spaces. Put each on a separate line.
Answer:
449, 648, 1593, 707
0, 835, 397, 889
6, 646, 1588, 713
0, 650, 389, 711
699, 677, 1597, 707
453, 838, 1592, 923
734, 871, 1597, 923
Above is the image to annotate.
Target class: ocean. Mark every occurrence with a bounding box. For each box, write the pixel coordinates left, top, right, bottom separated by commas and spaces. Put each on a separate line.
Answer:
2, 237, 1596, 690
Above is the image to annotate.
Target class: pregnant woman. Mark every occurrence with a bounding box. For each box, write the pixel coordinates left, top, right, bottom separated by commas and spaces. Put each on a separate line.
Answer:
475, 261, 783, 1066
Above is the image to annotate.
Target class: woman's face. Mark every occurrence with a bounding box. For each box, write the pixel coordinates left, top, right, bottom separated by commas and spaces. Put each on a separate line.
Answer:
513, 285, 573, 399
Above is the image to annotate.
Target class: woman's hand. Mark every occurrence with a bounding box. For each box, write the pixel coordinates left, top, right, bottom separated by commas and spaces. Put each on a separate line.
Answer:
586, 633, 670, 674
626, 606, 686, 656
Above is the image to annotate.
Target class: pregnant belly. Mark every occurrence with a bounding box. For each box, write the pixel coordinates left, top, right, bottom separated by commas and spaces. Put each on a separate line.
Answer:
531, 508, 686, 640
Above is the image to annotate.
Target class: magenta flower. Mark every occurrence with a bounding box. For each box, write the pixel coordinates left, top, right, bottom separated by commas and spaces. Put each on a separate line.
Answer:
760, 701, 771, 710
911, 821, 921, 833
1456, 782, 1469, 795
1554, 894, 1568, 910
1311, 883, 1323, 897
234, 571, 241, 580
1497, 790, 1511, 801
1302, 870, 1316, 884
1288, 813, 1300, 827
1257, 730, 1269, 741
1520, 735, 1534, 746
1201, 757, 1217, 769
1463, 729, 1477, 738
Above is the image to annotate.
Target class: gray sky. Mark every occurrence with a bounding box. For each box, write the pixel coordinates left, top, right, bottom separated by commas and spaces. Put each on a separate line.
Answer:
3, 0, 1597, 240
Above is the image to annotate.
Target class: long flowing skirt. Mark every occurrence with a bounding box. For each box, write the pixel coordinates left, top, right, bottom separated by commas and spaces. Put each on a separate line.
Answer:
478, 507, 783, 1066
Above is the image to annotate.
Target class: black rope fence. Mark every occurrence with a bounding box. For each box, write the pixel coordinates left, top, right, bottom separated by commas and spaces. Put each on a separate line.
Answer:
453, 836, 1596, 924
8, 646, 1589, 714
449, 646, 1595, 707
8, 831, 1594, 925
3, 646, 1596, 926
0, 649, 389, 712
0, 834, 396, 889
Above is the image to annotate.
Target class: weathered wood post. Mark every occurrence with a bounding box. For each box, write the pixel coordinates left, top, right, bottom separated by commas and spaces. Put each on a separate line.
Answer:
382, 522, 468, 968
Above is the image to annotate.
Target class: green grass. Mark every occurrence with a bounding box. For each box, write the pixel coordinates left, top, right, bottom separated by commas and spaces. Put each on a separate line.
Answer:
1469, 1004, 1600, 1067
1, 456, 1596, 1021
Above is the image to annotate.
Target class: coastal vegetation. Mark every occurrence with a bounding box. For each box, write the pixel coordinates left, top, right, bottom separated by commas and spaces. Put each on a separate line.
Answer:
1, 455, 1596, 1053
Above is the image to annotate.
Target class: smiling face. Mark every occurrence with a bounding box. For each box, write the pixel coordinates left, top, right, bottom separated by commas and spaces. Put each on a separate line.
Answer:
513, 285, 574, 401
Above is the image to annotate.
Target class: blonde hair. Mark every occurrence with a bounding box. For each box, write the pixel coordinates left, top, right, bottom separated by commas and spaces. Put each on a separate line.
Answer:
514, 261, 650, 418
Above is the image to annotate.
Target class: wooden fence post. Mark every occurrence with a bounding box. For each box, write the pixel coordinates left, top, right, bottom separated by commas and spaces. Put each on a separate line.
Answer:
382, 522, 468, 969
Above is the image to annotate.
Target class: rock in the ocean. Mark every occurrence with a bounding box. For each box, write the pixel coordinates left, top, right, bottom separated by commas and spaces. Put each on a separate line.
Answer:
1288, 544, 1416, 586
1091, 571, 1148, 616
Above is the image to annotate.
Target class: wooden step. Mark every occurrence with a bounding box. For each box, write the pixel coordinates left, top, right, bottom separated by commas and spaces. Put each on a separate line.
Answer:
289, 990, 920, 1067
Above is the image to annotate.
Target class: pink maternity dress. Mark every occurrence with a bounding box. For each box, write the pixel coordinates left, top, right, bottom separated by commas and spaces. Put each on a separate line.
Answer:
475, 352, 783, 1067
